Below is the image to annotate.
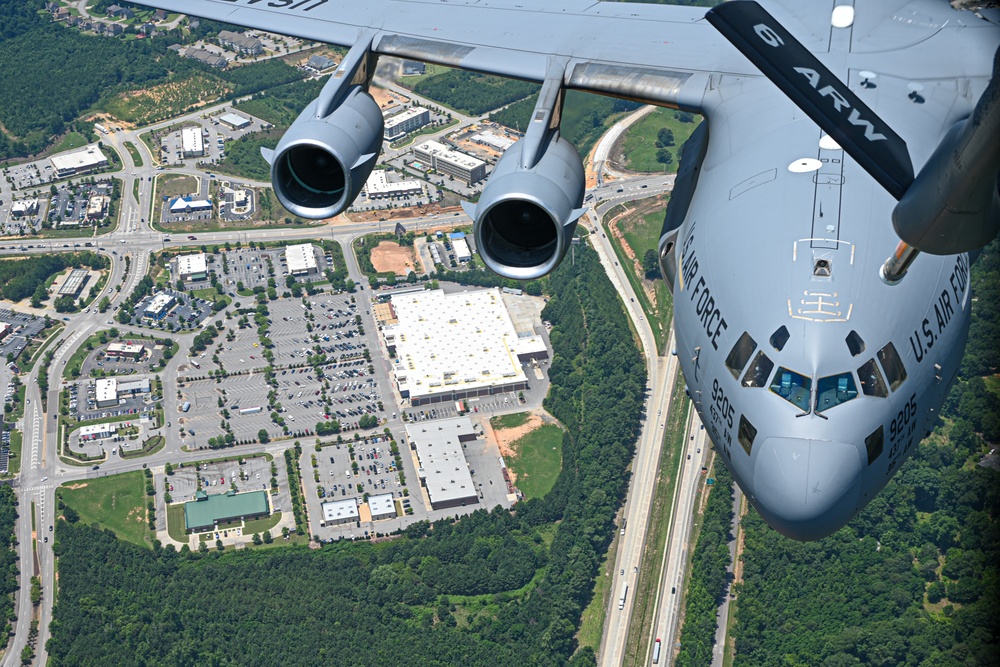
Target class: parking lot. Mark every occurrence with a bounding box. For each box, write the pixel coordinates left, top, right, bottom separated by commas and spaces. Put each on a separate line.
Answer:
303, 422, 515, 541
65, 376, 157, 423
221, 246, 338, 295
0, 310, 45, 361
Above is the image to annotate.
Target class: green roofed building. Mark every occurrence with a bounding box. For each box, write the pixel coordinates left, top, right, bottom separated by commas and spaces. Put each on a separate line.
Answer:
184, 489, 269, 533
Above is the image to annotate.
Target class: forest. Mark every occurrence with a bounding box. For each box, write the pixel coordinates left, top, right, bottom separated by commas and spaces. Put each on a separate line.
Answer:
0, 2, 302, 160
0, 485, 17, 651
0, 252, 108, 304
47, 242, 647, 666
412, 70, 539, 116
730, 239, 1000, 667
675, 462, 735, 667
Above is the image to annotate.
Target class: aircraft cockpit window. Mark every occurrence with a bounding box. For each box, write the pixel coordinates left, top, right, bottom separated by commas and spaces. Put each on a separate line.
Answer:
769, 325, 790, 351
846, 330, 865, 357
877, 342, 908, 391
738, 415, 757, 455
865, 425, 884, 465
857, 359, 888, 397
741, 351, 774, 388
815, 372, 858, 413
769, 367, 812, 411
725, 332, 757, 378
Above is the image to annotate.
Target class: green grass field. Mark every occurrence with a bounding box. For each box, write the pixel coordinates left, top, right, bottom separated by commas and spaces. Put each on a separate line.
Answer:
491, 412, 529, 430
506, 424, 563, 500
166, 503, 187, 544
155, 173, 198, 200
59, 471, 150, 547
2, 431, 22, 478
618, 108, 702, 173
123, 141, 143, 167
51, 132, 89, 154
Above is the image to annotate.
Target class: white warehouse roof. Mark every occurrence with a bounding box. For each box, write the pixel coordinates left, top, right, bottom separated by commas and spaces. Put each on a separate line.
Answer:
321, 498, 359, 522
181, 127, 203, 154
177, 253, 207, 276
95, 378, 117, 405
285, 243, 318, 274
383, 289, 528, 401
367, 493, 397, 520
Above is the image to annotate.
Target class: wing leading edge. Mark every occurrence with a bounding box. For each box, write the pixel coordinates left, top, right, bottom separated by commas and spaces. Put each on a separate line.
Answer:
137, 0, 756, 112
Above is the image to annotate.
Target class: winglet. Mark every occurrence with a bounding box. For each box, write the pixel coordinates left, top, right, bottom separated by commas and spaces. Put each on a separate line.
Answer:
461, 201, 478, 219
707, 1, 914, 200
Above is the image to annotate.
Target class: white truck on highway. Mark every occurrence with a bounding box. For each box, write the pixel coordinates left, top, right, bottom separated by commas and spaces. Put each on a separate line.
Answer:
618, 583, 628, 610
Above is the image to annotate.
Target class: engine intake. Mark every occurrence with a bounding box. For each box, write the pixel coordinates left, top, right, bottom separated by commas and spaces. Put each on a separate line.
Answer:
467, 135, 585, 280
268, 86, 383, 220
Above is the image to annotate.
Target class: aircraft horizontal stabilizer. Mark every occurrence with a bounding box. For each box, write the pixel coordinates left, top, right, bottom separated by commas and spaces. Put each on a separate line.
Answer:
706, 1, 914, 200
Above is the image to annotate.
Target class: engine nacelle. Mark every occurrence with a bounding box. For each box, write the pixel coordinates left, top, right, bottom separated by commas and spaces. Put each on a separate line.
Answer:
466, 135, 586, 280
268, 85, 383, 220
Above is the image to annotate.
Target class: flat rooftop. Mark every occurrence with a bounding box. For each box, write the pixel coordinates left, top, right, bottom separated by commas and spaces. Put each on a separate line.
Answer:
405, 417, 478, 508
384, 289, 528, 400
184, 490, 269, 531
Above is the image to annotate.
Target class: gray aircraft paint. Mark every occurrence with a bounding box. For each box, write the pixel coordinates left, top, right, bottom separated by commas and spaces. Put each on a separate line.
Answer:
143, 0, 999, 539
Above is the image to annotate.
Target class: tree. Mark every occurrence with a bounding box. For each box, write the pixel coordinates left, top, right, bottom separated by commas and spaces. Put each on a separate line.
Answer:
642, 248, 661, 279
262, 530, 273, 544
656, 148, 674, 165
30, 284, 46, 308
655, 127, 675, 147
257, 428, 270, 443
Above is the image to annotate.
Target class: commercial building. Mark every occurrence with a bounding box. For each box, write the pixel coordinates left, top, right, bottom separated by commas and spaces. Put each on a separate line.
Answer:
50, 145, 108, 178
413, 140, 486, 184
57, 269, 89, 297
181, 127, 204, 157
10, 200, 38, 218
321, 498, 359, 526
384, 107, 430, 141
169, 196, 213, 214
218, 113, 251, 130
405, 417, 479, 510
86, 194, 110, 221
364, 170, 423, 200
218, 30, 264, 55
79, 422, 115, 441
453, 238, 471, 262
367, 493, 397, 521
382, 289, 531, 406
95, 377, 151, 408
285, 243, 319, 276
106, 342, 145, 360
95, 377, 118, 408
184, 489, 270, 533
470, 130, 516, 152
143, 293, 175, 320
177, 253, 208, 281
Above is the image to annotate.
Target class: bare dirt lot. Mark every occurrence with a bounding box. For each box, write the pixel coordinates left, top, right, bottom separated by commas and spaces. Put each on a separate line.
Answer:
370, 241, 416, 275
371, 86, 410, 110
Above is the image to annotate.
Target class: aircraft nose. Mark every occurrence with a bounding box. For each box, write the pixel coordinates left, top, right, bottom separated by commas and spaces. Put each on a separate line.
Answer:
751, 437, 862, 541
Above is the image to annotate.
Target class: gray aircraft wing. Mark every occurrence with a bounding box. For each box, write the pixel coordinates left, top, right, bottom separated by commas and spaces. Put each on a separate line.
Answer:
138, 0, 756, 112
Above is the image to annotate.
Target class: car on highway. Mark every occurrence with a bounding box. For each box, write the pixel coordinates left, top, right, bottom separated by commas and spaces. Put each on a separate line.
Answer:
187, 235, 197, 240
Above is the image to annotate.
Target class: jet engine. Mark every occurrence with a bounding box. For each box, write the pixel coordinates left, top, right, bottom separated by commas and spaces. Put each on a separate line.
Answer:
465, 133, 586, 280
267, 85, 383, 220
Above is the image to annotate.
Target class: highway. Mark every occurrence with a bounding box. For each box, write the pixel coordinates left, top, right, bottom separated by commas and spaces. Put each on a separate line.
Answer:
0, 97, 696, 666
